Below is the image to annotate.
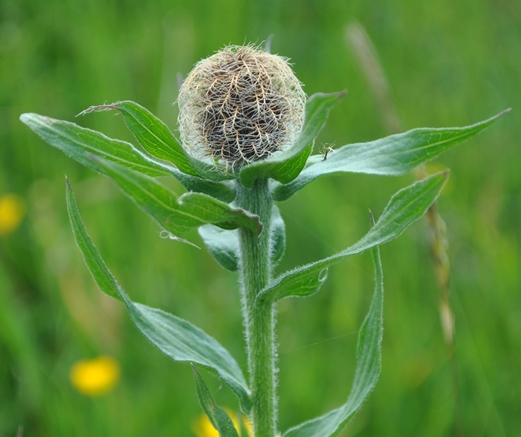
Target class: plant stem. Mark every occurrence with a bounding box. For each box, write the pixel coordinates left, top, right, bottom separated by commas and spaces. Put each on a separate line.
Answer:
236, 178, 277, 437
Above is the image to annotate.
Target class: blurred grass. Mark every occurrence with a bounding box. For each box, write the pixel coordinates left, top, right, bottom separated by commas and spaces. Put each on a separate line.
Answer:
1, 0, 520, 435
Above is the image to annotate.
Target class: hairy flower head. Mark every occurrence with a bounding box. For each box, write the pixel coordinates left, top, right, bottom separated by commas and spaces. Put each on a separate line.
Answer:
177, 45, 306, 168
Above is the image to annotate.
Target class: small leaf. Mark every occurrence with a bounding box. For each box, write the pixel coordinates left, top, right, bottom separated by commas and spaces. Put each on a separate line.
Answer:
273, 109, 509, 201
239, 92, 345, 188
80, 101, 233, 182
65, 180, 252, 413
80, 101, 200, 176
283, 244, 384, 437
257, 172, 448, 304
20, 113, 168, 177
192, 365, 241, 437
179, 192, 262, 234
96, 158, 262, 236
270, 205, 286, 267
168, 169, 237, 204
199, 206, 284, 271
199, 225, 239, 272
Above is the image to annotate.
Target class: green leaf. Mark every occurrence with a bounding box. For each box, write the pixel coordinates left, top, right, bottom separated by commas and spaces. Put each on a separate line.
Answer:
20, 113, 168, 177
96, 158, 262, 236
65, 180, 252, 413
283, 244, 384, 437
198, 206, 285, 271
199, 225, 239, 272
239, 92, 345, 188
20, 112, 236, 203
80, 101, 200, 176
192, 365, 241, 437
80, 101, 233, 183
179, 191, 261, 233
257, 172, 448, 304
270, 205, 286, 267
273, 109, 509, 201
168, 169, 237, 204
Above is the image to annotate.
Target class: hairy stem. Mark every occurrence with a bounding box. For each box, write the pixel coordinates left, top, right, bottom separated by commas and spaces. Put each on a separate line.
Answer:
236, 178, 277, 437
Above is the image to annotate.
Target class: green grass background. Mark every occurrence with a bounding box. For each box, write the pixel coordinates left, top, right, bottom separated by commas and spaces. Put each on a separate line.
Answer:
1, 0, 520, 435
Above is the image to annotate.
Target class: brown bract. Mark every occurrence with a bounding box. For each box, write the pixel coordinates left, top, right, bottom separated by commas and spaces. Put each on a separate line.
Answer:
177, 45, 306, 168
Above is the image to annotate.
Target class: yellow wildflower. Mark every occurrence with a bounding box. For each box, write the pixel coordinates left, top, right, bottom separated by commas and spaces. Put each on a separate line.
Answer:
69, 355, 120, 396
192, 409, 252, 437
0, 194, 25, 236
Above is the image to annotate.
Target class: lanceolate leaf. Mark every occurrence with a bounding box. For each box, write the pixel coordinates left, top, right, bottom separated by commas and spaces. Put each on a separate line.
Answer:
270, 205, 286, 267
283, 244, 384, 437
198, 206, 285, 272
273, 110, 509, 201
199, 226, 239, 272
192, 365, 241, 437
80, 101, 200, 176
80, 101, 233, 183
65, 180, 252, 413
178, 191, 261, 233
257, 172, 448, 304
96, 158, 262, 236
168, 168, 237, 204
239, 92, 345, 188
20, 113, 168, 177
20, 112, 236, 203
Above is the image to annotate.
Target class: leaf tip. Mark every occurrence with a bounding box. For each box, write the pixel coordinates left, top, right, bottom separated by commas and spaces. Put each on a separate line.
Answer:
337, 89, 348, 100
368, 209, 375, 225
426, 169, 450, 192
77, 103, 122, 117
440, 168, 450, 181
20, 112, 50, 126
480, 107, 511, 125
65, 176, 75, 196
498, 107, 512, 117
65, 178, 77, 213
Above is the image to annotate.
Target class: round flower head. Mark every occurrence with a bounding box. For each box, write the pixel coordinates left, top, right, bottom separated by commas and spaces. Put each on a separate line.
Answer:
177, 45, 306, 168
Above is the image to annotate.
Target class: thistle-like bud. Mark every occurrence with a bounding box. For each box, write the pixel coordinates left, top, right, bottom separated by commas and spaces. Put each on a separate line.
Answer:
177, 45, 306, 168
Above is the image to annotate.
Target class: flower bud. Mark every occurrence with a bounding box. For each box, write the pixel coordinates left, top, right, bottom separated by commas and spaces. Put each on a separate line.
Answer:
177, 45, 306, 168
